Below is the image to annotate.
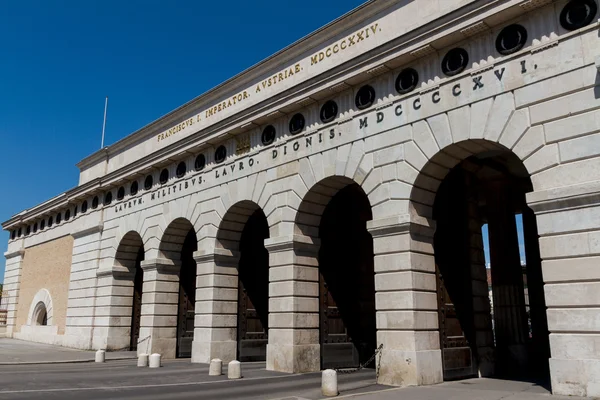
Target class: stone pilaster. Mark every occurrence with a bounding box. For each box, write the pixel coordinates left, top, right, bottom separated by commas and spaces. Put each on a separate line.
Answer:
138, 258, 180, 358
93, 265, 134, 350
368, 215, 443, 387
191, 248, 239, 364
2, 249, 25, 337
265, 235, 320, 373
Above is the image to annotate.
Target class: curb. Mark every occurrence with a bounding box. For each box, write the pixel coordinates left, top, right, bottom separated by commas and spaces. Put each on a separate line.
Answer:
0, 356, 137, 366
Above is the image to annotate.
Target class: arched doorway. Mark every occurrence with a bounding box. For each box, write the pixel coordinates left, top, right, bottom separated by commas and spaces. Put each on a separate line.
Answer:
297, 176, 376, 370
216, 201, 270, 362
419, 141, 550, 382
114, 231, 145, 351
177, 227, 198, 358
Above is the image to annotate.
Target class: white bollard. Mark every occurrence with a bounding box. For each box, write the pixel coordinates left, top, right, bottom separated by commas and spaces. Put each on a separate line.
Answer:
209, 358, 222, 376
95, 349, 105, 363
137, 353, 149, 367
322, 369, 338, 397
228, 360, 242, 379
149, 353, 161, 368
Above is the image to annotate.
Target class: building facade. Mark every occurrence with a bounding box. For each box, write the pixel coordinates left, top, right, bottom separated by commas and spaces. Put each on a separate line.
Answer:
3, 0, 600, 395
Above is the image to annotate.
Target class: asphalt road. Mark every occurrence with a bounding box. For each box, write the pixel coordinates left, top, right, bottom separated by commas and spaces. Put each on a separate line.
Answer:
0, 359, 384, 400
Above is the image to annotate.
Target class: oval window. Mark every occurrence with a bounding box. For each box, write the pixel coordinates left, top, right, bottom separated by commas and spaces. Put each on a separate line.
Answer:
117, 186, 125, 201
176, 162, 187, 178
560, 0, 597, 30
355, 85, 376, 110
261, 125, 276, 146
215, 145, 227, 164
26, 226, 31, 235
11, 230, 16, 240
130, 181, 138, 196
92, 196, 99, 209
441, 48, 469, 77
496, 24, 528, 55
395, 68, 419, 94
33, 223, 38, 233
195, 154, 206, 171
47, 217, 53, 228
159, 169, 169, 184
73, 205, 78, 218
104, 191, 113, 205
18, 227, 22, 237
144, 175, 153, 190
65, 209, 71, 221
320, 100, 338, 123
56, 213, 62, 224
289, 113, 305, 135
40, 220, 45, 230
82, 200, 88, 213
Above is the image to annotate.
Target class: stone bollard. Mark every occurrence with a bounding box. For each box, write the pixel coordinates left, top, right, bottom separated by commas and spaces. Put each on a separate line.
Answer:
149, 353, 161, 368
322, 369, 338, 397
228, 360, 242, 379
137, 353, 149, 367
95, 349, 105, 363
209, 359, 222, 376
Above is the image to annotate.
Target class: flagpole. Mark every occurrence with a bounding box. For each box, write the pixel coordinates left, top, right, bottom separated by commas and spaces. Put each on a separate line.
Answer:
100, 96, 108, 149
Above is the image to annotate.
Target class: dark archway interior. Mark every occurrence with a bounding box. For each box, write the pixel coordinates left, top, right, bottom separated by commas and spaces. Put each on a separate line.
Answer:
237, 209, 270, 361
318, 183, 376, 369
176, 229, 198, 358
130, 247, 144, 350
432, 150, 550, 383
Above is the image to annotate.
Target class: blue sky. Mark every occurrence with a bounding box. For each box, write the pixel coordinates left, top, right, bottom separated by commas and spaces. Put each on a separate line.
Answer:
0, 0, 366, 282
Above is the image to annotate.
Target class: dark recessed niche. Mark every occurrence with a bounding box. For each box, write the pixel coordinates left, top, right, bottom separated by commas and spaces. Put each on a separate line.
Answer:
176, 162, 187, 178
215, 145, 227, 164
289, 113, 305, 135
92, 196, 99, 209
355, 85, 376, 110
104, 191, 113, 205
496, 24, 528, 55
159, 169, 169, 184
320, 100, 339, 123
195, 154, 206, 171
560, 0, 597, 30
65, 209, 71, 221
47, 217, 53, 228
56, 213, 62, 224
395, 68, 419, 94
73, 205, 78, 218
82, 201, 88, 213
261, 125, 276, 146
11, 230, 16, 240
40, 220, 45, 230
441, 48, 469, 77
144, 175, 153, 190
117, 186, 125, 201
130, 181, 138, 196
33, 223, 38, 233
18, 227, 22, 237
26, 226, 31, 235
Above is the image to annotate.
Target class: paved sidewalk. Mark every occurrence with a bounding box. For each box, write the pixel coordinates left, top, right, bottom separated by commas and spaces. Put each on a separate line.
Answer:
0, 338, 136, 364
335, 378, 591, 400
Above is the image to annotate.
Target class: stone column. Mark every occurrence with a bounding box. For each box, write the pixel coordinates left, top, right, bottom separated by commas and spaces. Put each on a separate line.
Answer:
265, 235, 320, 373
94, 266, 134, 351
138, 258, 180, 358
2, 249, 24, 337
191, 248, 239, 364
485, 181, 529, 374
368, 215, 443, 387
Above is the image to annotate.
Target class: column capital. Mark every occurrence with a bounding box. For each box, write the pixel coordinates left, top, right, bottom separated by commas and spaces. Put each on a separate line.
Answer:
140, 258, 181, 273
96, 264, 133, 278
193, 248, 240, 265
367, 215, 435, 238
264, 235, 320, 254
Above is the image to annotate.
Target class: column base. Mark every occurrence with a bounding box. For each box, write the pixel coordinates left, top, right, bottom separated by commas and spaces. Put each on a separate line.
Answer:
377, 349, 443, 387
266, 344, 320, 373
191, 340, 237, 364
139, 337, 177, 359
550, 358, 600, 397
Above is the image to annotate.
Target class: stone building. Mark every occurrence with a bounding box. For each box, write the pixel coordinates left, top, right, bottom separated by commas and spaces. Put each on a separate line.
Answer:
3, 0, 600, 396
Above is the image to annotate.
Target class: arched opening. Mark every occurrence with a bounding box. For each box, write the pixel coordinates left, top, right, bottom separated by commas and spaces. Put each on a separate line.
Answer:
297, 176, 376, 370
114, 231, 145, 351
413, 140, 550, 383
216, 201, 270, 362
33, 302, 47, 326
176, 224, 198, 358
